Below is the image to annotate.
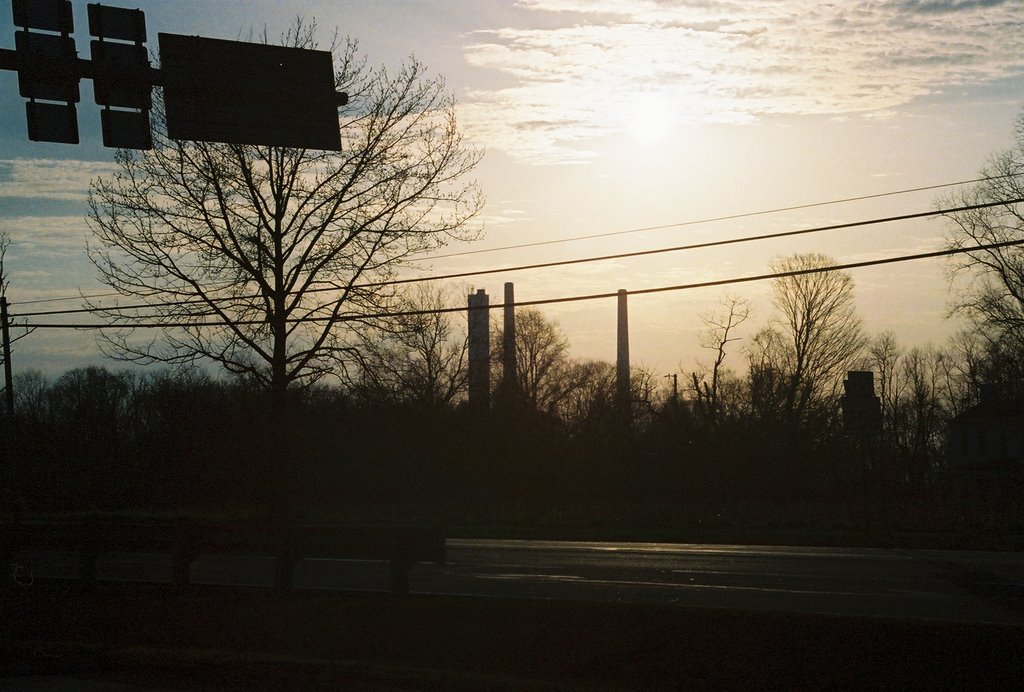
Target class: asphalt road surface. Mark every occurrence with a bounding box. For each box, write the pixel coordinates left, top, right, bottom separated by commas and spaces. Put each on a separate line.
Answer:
14, 539, 1024, 624
423, 540, 1024, 624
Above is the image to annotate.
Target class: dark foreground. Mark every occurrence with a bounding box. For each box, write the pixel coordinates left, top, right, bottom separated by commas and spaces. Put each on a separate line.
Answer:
2, 585, 1023, 690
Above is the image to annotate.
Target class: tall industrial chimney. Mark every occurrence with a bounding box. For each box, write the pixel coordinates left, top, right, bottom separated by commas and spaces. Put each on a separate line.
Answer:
616, 289, 630, 406
467, 289, 490, 411
503, 282, 517, 392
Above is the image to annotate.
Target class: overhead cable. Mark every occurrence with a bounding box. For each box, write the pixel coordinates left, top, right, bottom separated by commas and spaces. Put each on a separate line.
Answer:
22, 239, 1023, 329
11, 173, 1017, 309
13, 196, 1023, 319
419, 173, 1023, 260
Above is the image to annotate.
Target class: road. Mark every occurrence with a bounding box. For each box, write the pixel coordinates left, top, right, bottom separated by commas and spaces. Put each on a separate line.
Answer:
14, 539, 1024, 624
416, 540, 1024, 624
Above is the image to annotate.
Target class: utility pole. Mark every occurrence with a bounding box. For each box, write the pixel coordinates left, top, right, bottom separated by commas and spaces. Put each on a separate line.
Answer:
0, 293, 16, 525
1, 296, 13, 418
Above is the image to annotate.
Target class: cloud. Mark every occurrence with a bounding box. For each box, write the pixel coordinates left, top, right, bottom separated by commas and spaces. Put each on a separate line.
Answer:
0, 158, 116, 305
477, 211, 529, 228
0, 159, 119, 200
2, 215, 90, 254
1, 215, 93, 301
893, 0, 1012, 13
460, 0, 1024, 163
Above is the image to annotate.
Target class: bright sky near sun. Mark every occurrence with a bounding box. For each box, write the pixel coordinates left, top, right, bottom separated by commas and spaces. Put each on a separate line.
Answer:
1, 0, 1024, 379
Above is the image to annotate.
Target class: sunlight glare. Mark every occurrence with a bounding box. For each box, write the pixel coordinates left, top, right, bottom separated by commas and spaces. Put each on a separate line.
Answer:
620, 93, 677, 145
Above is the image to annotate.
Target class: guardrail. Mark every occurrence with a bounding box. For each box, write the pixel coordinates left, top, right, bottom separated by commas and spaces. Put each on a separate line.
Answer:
1, 521, 446, 595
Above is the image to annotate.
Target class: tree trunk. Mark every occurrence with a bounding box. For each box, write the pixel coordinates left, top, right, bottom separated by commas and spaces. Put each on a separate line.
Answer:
267, 305, 292, 522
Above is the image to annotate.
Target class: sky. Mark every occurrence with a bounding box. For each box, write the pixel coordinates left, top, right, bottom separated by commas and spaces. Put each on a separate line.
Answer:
1, 0, 1023, 382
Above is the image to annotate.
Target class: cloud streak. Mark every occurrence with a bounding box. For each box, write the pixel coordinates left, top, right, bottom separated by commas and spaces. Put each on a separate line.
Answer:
459, 0, 1024, 163
0, 159, 119, 200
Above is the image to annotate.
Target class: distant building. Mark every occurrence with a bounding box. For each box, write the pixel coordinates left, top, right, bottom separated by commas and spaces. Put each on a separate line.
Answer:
943, 391, 1024, 503
841, 371, 881, 438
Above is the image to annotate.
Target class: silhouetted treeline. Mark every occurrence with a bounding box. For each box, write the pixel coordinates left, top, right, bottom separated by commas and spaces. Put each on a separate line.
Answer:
4, 358, 1017, 539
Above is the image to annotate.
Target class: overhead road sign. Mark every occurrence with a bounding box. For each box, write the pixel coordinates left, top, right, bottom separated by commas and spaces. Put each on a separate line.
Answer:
90, 40, 150, 109
87, 2, 145, 43
159, 33, 346, 151
87, 3, 151, 148
12, 0, 80, 145
26, 100, 78, 143
15, 30, 80, 102
12, 0, 73, 33
2, 1, 350, 150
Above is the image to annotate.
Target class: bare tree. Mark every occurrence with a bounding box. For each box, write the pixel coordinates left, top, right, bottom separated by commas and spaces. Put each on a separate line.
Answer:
0, 232, 34, 343
942, 109, 1024, 361
0, 232, 10, 301
492, 307, 570, 412
690, 294, 751, 426
745, 325, 790, 423
866, 331, 905, 438
351, 284, 467, 408
87, 23, 483, 417
555, 359, 616, 430
0, 231, 36, 416
628, 364, 658, 426
762, 253, 866, 425
938, 330, 985, 415
890, 345, 951, 482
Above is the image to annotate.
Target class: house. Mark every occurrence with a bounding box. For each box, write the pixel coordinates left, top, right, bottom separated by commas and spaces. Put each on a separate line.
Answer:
943, 393, 1024, 503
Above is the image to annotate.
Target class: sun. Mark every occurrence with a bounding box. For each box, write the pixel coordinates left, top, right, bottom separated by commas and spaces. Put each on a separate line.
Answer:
621, 93, 677, 145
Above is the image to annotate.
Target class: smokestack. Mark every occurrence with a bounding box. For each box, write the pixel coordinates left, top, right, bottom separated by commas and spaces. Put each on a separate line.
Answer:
467, 289, 490, 411
616, 289, 630, 405
503, 282, 517, 392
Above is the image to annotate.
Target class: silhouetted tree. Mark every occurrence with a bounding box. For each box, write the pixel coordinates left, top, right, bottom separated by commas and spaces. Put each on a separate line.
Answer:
745, 325, 791, 425
942, 108, 1024, 395
87, 22, 483, 419
898, 346, 948, 479
942, 330, 985, 415
0, 231, 35, 415
352, 284, 468, 408
12, 370, 48, 422
867, 331, 905, 443
492, 307, 571, 412
864, 332, 986, 485
761, 253, 866, 426
690, 294, 751, 427
42, 367, 138, 507
555, 359, 616, 433
629, 365, 658, 428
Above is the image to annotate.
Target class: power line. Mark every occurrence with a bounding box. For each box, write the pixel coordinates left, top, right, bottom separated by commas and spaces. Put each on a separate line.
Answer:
11, 174, 1016, 309
22, 239, 1023, 329
357, 197, 1024, 288
13, 196, 1022, 319
417, 174, 1023, 260
13, 291, 121, 306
